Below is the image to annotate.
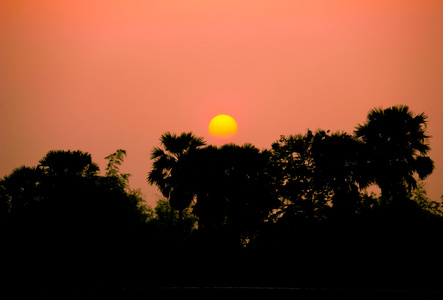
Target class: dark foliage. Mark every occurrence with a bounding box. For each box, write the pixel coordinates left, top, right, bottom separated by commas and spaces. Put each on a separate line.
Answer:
1, 150, 150, 292
1, 106, 442, 293
355, 105, 434, 201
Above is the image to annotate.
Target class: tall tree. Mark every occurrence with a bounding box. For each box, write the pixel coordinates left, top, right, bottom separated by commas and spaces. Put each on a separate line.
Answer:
354, 105, 434, 202
147, 132, 206, 221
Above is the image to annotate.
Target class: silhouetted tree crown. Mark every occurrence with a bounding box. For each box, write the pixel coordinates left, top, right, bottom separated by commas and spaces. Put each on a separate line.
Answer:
270, 130, 371, 222
354, 105, 434, 202
39, 150, 100, 177
1, 150, 149, 229
183, 144, 280, 240
147, 132, 206, 217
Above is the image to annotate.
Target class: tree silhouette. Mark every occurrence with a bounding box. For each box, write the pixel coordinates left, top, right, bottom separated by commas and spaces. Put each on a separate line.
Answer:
2, 104, 443, 291
147, 132, 206, 222
270, 130, 333, 222
218, 144, 279, 240
39, 150, 99, 177
1, 150, 155, 292
1, 150, 151, 231
184, 144, 279, 245
311, 131, 370, 218
354, 105, 434, 203
0, 166, 45, 223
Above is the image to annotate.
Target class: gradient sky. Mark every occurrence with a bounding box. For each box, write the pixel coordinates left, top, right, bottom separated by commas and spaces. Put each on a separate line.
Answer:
1, 0, 443, 205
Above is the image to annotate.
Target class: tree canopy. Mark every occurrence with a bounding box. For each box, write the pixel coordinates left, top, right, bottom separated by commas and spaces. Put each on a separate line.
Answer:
2, 105, 442, 292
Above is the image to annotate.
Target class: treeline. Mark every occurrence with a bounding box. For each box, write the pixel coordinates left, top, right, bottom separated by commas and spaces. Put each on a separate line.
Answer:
147, 105, 440, 242
0, 149, 154, 292
2, 105, 443, 292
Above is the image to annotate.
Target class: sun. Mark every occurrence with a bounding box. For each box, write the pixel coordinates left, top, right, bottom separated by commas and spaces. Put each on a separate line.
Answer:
208, 114, 238, 142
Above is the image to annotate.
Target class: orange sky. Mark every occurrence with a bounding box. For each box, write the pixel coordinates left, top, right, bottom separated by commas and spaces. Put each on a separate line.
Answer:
1, 0, 443, 205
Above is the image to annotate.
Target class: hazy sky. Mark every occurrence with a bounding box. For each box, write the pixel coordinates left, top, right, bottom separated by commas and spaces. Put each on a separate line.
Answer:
1, 0, 443, 205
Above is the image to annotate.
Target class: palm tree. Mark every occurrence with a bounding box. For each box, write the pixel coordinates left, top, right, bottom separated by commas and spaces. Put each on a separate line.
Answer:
0, 166, 45, 220
354, 105, 434, 202
147, 132, 206, 221
39, 150, 100, 177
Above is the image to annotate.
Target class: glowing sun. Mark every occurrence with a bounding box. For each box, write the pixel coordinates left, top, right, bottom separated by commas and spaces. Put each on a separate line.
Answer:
208, 114, 238, 142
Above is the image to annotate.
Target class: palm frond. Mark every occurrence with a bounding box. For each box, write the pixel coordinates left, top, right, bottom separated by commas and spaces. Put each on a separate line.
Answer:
147, 131, 206, 211
151, 147, 167, 161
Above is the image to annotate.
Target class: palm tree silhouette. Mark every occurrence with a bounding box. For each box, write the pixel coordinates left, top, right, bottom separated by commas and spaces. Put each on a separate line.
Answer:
39, 150, 99, 177
354, 105, 434, 202
0, 166, 45, 220
147, 132, 206, 221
